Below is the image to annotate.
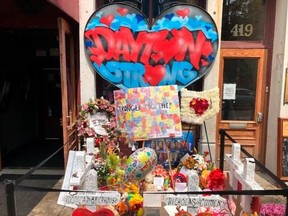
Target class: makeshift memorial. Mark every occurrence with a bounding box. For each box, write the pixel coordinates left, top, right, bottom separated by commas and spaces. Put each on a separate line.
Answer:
71, 1, 231, 214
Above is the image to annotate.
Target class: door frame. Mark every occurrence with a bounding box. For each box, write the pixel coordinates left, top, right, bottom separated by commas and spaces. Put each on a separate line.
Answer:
58, 17, 79, 168
216, 48, 268, 163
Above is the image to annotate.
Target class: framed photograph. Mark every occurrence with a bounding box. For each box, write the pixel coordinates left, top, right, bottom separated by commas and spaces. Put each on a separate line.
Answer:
277, 118, 288, 180
144, 130, 194, 168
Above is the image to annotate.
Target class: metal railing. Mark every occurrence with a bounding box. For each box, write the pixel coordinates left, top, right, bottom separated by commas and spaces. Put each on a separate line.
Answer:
3, 129, 288, 215
219, 129, 288, 215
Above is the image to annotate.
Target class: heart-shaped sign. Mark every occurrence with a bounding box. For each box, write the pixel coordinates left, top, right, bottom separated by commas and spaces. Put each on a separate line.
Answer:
84, 3, 218, 91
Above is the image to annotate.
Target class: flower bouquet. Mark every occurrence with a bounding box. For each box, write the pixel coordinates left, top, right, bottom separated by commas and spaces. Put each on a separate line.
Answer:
115, 183, 144, 216
176, 150, 226, 191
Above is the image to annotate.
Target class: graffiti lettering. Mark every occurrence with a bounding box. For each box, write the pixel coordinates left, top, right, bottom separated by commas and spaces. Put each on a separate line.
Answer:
85, 27, 212, 70
93, 61, 198, 88
84, 4, 219, 90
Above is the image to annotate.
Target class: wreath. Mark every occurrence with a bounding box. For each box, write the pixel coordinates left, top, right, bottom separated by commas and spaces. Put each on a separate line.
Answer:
77, 97, 116, 137
180, 87, 220, 125
76, 97, 125, 158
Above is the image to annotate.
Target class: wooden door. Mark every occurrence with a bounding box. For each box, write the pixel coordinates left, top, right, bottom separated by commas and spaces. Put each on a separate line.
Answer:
217, 49, 267, 161
58, 17, 78, 168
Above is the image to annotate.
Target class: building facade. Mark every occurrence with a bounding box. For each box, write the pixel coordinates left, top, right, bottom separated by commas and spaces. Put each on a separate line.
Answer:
0, 0, 287, 178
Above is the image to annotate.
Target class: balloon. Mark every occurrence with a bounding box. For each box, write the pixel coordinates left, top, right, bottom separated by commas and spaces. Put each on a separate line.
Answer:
84, 3, 219, 91
124, 147, 157, 181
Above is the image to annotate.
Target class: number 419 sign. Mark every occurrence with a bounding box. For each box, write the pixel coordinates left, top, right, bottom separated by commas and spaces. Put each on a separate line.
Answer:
231, 24, 253, 37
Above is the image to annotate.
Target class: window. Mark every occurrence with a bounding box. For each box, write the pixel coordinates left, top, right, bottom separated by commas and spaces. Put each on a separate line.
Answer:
221, 58, 257, 120
222, 0, 266, 41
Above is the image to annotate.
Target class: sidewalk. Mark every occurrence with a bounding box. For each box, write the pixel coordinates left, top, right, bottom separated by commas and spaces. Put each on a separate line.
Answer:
0, 169, 64, 216
26, 172, 288, 216
1, 169, 287, 216
254, 171, 287, 204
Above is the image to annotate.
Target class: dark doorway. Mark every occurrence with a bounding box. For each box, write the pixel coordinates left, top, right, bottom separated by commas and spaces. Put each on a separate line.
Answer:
0, 29, 64, 168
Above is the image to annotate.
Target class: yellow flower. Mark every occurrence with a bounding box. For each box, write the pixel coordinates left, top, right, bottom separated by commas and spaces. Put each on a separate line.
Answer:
124, 182, 139, 193
199, 169, 211, 189
137, 208, 143, 216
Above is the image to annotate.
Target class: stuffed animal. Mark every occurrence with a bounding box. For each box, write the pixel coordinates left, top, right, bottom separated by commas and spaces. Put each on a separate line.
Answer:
143, 172, 157, 191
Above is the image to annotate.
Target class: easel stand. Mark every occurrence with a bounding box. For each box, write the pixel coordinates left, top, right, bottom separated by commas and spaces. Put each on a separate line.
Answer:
203, 121, 213, 163
185, 122, 213, 163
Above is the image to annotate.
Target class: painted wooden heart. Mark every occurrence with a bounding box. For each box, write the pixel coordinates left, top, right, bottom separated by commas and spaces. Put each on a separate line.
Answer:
84, 3, 218, 91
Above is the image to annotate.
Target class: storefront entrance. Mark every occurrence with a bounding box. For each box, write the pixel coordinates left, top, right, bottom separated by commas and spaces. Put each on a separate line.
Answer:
217, 49, 267, 161
217, 0, 276, 163
0, 29, 64, 168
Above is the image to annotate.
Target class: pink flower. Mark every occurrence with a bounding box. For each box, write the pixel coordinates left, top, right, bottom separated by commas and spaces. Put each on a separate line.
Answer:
260, 203, 285, 215
82, 104, 89, 111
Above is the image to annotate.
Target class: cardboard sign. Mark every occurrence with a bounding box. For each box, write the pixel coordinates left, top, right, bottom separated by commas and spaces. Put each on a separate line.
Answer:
114, 85, 182, 140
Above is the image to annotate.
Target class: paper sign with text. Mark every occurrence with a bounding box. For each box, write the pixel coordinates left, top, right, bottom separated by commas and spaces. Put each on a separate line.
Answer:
114, 85, 182, 140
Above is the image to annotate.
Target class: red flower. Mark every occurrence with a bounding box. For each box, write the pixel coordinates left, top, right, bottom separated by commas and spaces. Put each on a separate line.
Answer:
251, 196, 261, 213
206, 168, 225, 191
189, 98, 209, 116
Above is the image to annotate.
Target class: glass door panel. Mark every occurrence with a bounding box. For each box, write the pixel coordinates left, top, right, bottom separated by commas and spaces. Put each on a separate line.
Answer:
222, 58, 258, 120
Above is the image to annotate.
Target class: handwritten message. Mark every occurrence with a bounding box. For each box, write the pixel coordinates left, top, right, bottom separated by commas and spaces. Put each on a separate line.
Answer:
164, 194, 226, 213
114, 85, 182, 140
64, 191, 121, 205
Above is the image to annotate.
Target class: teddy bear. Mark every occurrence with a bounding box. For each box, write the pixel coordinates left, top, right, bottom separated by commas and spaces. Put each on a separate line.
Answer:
143, 172, 157, 191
